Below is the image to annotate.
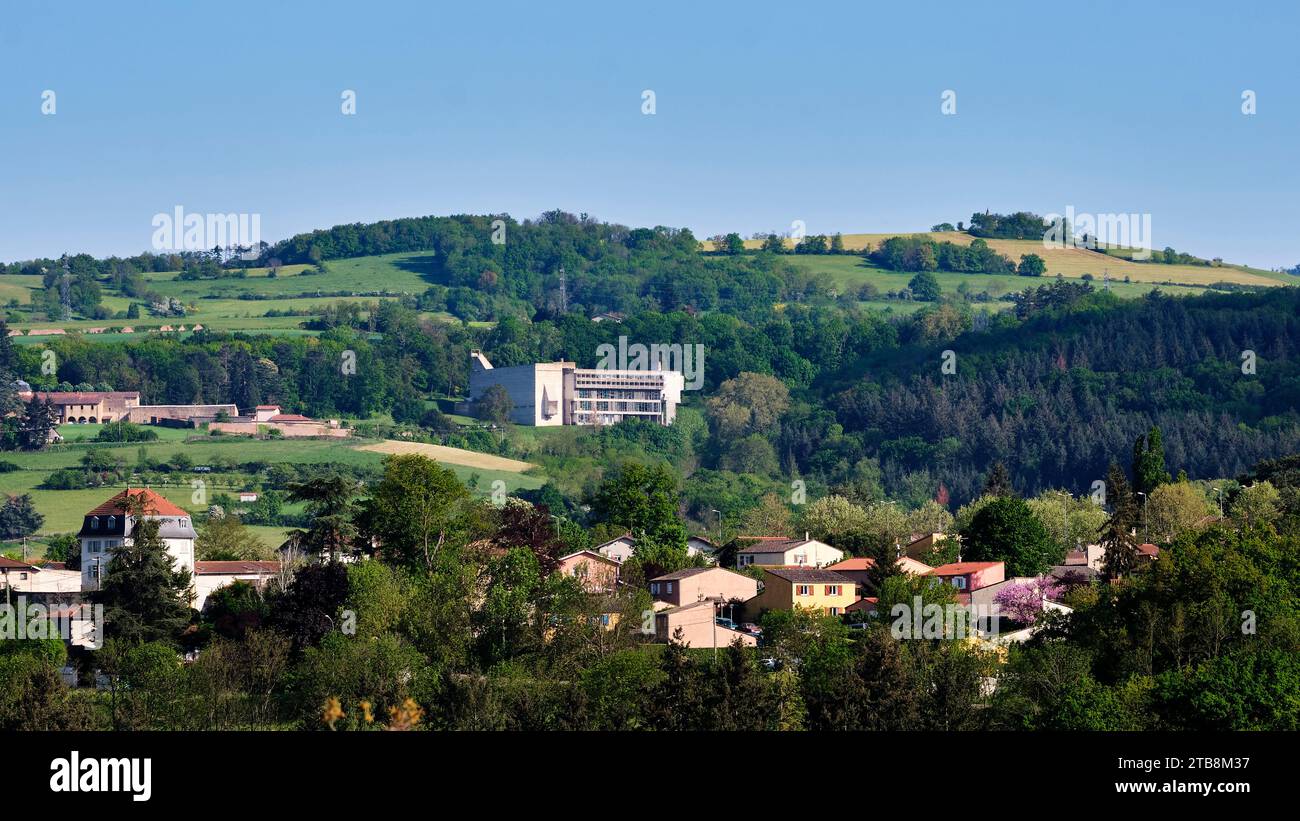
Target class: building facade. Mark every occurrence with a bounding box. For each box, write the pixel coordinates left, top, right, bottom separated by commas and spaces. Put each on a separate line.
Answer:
78, 489, 197, 593
735, 537, 845, 569
745, 567, 858, 618
20, 391, 141, 424
468, 351, 684, 427
648, 566, 758, 607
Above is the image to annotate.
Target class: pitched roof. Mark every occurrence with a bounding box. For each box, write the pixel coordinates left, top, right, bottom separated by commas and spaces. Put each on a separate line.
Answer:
651, 566, 718, 581
29, 391, 140, 402
827, 556, 934, 574
1138, 543, 1160, 557
85, 488, 189, 517
268, 414, 314, 422
764, 566, 853, 584
559, 550, 620, 566
738, 538, 817, 554
0, 557, 37, 570
194, 560, 281, 575
592, 533, 634, 551
927, 561, 1003, 576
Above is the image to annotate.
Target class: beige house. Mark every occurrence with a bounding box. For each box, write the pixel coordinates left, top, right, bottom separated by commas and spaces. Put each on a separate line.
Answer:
557, 550, 620, 593
20, 390, 141, 424
193, 560, 282, 611
826, 556, 933, 597
655, 600, 756, 648
736, 536, 844, 568
594, 533, 636, 564
903, 532, 953, 561
0, 559, 82, 594
649, 566, 757, 607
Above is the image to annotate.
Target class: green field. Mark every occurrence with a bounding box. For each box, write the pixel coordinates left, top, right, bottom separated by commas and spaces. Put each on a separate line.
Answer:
0, 427, 547, 542
2, 252, 477, 338
707, 231, 1287, 296
780, 253, 1229, 308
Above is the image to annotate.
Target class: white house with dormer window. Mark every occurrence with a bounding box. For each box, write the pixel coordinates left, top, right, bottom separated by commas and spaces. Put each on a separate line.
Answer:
79, 488, 197, 592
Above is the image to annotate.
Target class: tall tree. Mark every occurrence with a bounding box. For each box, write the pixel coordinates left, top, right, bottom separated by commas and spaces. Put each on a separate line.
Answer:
983, 462, 1015, 498
1099, 461, 1141, 579
0, 494, 44, 539
363, 455, 479, 572
962, 495, 1060, 576
1132, 426, 1171, 497
92, 497, 194, 646
286, 474, 362, 561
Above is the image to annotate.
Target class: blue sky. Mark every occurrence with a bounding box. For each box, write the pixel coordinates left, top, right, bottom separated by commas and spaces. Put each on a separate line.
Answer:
1, 0, 1298, 267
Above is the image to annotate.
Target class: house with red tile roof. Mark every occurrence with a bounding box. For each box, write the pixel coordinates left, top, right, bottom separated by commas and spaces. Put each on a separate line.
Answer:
0, 556, 82, 594
193, 560, 283, 610
827, 556, 934, 596
78, 489, 196, 594
926, 561, 1005, 594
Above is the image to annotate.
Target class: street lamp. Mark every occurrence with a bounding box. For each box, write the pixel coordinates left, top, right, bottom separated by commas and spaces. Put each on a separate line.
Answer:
1136, 492, 1148, 539
710, 508, 722, 545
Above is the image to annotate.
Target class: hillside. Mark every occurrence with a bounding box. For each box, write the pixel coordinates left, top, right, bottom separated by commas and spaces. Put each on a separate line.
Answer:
707, 231, 1284, 288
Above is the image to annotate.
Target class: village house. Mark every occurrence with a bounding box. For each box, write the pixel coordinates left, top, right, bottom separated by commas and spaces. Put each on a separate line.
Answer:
78, 489, 197, 592
648, 566, 757, 607
745, 566, 858, 618
655, 600, 756, 648
193, 560, 282, 611
925, 561, 1006, 604
735, 535, 844, 568
826, 555, 934, 597
19, 390, 141, 424
206, 404, 349, 438
595, 533, 715, 564
556, 550, 620, 593
0, 558, 82, 594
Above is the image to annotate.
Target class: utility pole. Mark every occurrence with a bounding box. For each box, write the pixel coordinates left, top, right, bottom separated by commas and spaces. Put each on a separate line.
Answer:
557, 266, 568, 314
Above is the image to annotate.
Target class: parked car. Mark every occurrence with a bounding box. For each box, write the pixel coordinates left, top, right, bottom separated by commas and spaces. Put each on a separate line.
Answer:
740, 622, 762, 636
714, 617, 738, 631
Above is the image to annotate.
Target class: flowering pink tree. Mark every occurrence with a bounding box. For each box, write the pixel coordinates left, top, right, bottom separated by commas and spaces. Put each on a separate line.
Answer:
993, 578, 1064, 625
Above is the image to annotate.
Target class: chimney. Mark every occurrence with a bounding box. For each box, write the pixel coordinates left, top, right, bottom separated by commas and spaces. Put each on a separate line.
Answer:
804, 531, 809, 541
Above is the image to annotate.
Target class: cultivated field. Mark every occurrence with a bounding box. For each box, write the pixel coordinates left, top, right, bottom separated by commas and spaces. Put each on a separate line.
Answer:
706, 231, 1286, 289
358, 439, 537, 473
781, 254, 1219, 306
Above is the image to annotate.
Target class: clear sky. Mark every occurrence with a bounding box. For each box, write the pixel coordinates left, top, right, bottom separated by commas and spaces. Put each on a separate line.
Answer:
2, 0, 1298, 268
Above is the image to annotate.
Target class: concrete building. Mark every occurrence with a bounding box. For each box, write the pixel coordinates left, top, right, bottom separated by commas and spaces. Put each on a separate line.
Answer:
467, 350, 683, 427
78, 489, 196, 593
